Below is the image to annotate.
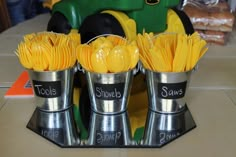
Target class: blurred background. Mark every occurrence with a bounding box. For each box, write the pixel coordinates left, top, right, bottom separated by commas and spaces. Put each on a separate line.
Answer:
0, 0, 50, 32
6, 0, 49, 26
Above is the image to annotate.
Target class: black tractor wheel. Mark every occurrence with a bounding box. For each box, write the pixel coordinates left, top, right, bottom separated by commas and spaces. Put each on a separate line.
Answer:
172, 8, 194, 35
79, 85, 91, 130
47, 12, 72, 34
79, 13, 125, 43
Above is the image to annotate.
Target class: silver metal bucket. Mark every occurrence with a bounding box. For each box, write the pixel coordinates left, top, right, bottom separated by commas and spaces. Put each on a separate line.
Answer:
27, 106, 80, 147
143, 68, 192, 113
86, 111, 134, 146
142, 110, 185, 146
28, 67, 76, 112
27, 67, 80, 147
85, 69, 136, 114
141, 108, 196, 147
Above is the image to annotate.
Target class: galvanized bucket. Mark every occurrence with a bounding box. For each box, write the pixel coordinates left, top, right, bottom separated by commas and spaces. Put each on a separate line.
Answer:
85, 69, 136, 114
28, 67, 76, 112
86, 111, 134, 146
143, 68, 192, 113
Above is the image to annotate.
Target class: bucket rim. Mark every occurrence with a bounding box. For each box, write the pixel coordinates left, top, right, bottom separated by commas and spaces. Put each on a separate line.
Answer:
84, 67, 135, 76
26, 65, 76, 73
143, 67, 194, 74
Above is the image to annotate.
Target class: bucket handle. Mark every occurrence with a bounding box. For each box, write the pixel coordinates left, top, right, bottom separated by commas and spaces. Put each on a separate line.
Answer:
139, 62, 146, 74
77, 63, 85, 73
132, 62, 140, 75
73, 65, 79, 73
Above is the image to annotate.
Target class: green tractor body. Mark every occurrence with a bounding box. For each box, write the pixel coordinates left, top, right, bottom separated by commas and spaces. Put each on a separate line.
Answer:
52, 0, 180, 33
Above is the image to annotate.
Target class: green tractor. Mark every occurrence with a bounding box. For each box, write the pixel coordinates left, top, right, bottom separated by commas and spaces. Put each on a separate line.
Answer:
47, 0, 193, 43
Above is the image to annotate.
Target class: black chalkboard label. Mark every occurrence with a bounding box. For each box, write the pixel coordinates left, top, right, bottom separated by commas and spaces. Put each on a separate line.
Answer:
94, 83, 124, 100
158, 81, 187, 99
157, 130, 182, 145
95, 130, 123, 146
39, 127, 64, 143
32, 80, 61, 98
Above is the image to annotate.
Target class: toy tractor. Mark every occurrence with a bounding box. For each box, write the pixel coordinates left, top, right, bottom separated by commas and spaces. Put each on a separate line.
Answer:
47, 0, 193, 43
